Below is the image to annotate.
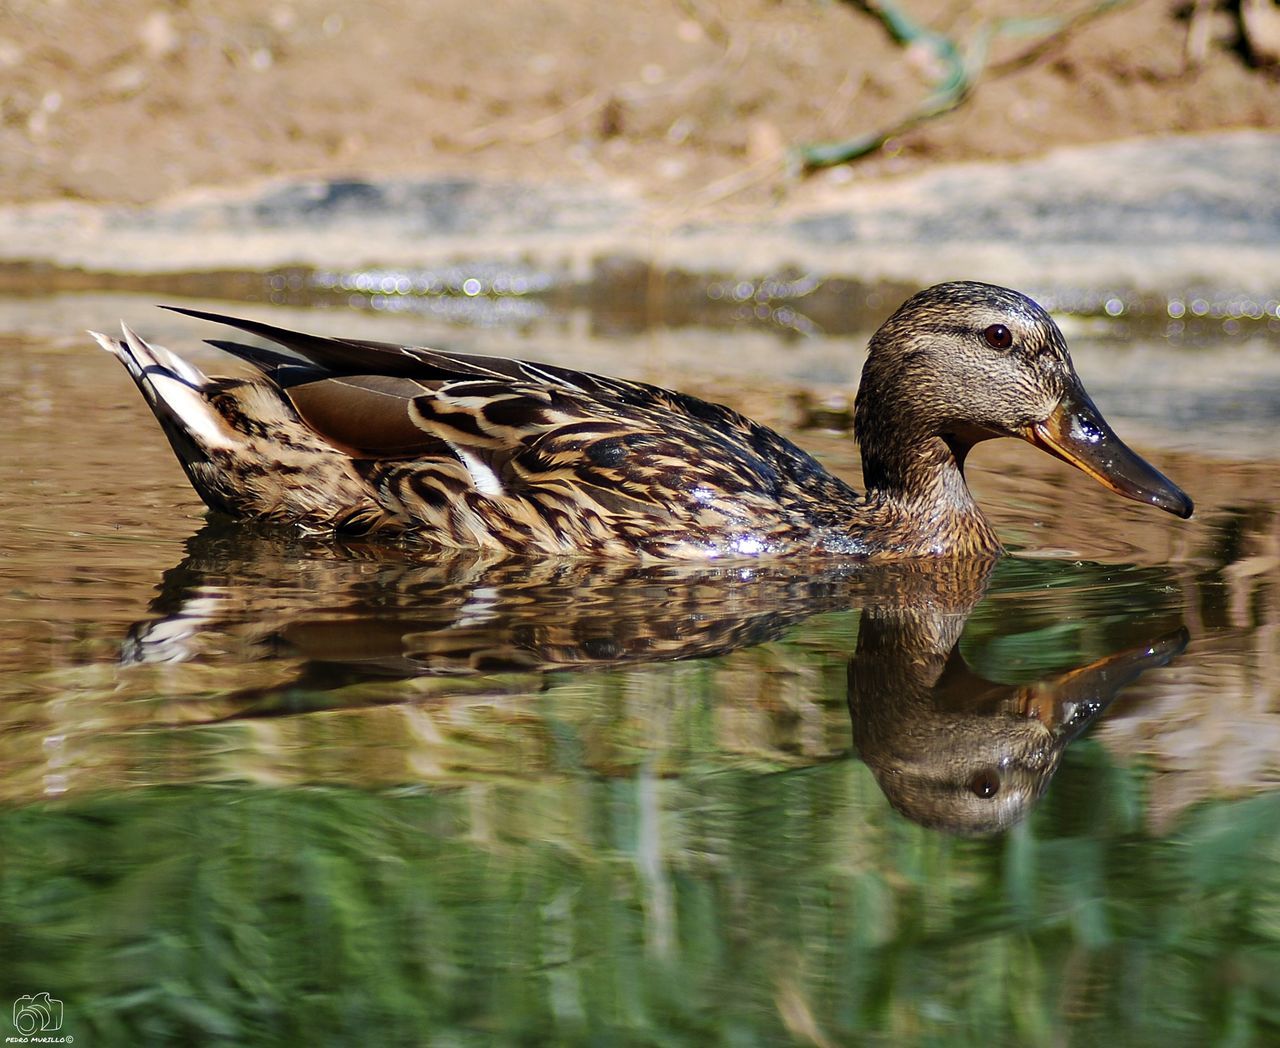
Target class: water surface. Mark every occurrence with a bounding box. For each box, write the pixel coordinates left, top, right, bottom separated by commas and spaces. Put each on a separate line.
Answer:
2, 288, 1278, 1045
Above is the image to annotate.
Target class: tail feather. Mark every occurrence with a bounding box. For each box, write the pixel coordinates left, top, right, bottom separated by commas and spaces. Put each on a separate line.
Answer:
92, 324, 235, 452
94, 319, 389, 531
91, 326, 206, 386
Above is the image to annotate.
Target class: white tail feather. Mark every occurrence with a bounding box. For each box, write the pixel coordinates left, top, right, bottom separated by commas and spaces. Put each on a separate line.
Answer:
94, 323, 235, 450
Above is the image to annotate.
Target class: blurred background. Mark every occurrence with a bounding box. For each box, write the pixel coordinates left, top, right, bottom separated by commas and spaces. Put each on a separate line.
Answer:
2, 0, 1277, 209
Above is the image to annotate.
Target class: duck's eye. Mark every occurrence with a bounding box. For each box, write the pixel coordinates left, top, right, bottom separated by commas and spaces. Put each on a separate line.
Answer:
984, 324, 1013, 350
968, 769, 1001, 799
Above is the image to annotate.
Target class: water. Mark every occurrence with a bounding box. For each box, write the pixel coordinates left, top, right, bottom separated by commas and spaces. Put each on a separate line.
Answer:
2, 286, 1278, 1044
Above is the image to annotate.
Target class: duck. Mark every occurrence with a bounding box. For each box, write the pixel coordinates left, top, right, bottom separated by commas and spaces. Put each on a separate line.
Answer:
92, 281, 1192, 560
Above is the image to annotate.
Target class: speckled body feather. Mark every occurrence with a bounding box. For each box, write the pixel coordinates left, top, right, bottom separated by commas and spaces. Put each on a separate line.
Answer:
94, 311, 884, 559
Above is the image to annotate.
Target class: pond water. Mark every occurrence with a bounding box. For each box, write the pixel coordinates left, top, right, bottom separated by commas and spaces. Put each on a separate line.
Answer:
1, 283, 1278, 1045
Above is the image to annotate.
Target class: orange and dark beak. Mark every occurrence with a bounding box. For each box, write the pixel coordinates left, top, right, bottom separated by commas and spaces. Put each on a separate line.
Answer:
1020, 388, 1193, 519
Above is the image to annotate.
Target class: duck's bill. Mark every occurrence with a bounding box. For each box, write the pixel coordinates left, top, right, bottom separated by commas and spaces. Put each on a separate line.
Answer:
1020, 390, 1194, 519
1027, 626, 1189, 742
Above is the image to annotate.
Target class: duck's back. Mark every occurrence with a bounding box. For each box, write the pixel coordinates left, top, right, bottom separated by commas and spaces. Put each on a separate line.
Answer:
102, 310, 864, 558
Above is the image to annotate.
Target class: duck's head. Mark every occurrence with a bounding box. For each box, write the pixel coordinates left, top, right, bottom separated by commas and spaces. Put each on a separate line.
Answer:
856, 281, 1193, 519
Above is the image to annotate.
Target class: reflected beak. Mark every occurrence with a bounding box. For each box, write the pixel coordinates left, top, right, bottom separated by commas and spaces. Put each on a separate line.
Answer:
1020, 389, 1194, 519
1044, 627, 1190, 743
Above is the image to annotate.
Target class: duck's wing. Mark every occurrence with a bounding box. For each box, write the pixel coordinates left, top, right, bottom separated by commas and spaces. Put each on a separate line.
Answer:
166, 307, 860, 553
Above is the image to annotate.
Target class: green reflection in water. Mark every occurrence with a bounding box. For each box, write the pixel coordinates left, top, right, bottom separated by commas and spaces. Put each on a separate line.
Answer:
3, 773, 1279, 1046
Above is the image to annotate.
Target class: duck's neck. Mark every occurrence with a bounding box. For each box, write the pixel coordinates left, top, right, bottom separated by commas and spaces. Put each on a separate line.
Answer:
856, 431, 1003, 558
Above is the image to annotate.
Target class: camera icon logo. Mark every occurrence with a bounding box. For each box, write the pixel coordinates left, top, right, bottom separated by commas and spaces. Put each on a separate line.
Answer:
12, 993, 63, 1035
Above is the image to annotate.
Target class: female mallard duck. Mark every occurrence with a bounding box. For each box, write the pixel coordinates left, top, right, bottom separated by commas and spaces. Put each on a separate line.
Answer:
92, 281, 1191, 559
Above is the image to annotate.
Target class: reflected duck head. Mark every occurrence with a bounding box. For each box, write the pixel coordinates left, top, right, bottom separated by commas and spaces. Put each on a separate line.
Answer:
849, 614, 1189, 836
850, 672, 1065, 836
856, 282, 1193, 520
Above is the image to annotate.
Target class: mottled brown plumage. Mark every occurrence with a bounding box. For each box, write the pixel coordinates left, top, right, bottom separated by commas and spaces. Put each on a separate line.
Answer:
92, 282, 1192, 559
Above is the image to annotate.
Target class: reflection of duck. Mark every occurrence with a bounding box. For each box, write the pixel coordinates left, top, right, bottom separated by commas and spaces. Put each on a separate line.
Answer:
122, 523, 874, 682
127, 528, 1186, 833
93, 282, 1191, 559
848, 584, 1187, 835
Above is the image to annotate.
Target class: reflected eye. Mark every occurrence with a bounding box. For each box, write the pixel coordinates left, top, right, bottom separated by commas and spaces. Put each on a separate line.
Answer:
968, 769, 1001, 799
984, 324, 1013, 350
